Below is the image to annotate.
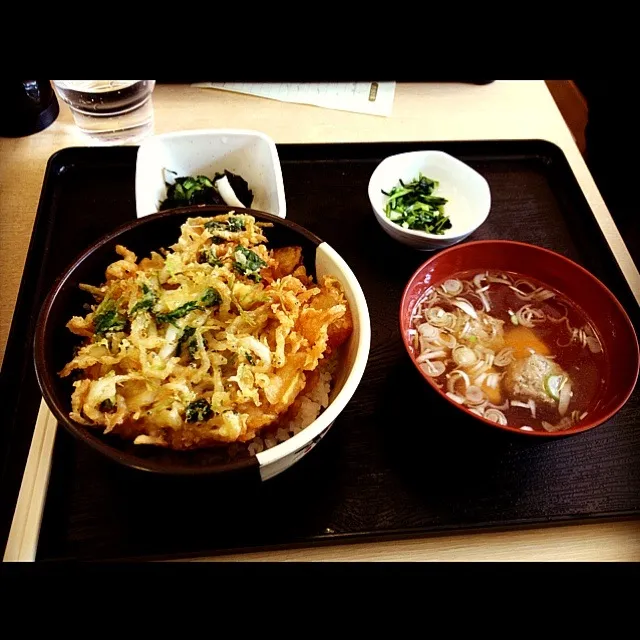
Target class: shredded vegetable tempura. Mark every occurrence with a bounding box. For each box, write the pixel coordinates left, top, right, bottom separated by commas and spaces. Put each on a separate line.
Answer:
60, 213, 353, 450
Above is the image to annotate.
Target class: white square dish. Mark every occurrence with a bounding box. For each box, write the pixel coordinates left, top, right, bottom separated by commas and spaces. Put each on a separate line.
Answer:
135, 128, 287, 218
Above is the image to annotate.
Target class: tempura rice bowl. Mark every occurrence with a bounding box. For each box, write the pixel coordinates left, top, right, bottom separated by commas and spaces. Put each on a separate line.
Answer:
34, 206, 371, 479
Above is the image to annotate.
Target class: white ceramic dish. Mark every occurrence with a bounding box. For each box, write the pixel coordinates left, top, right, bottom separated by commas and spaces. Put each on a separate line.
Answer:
135, 128, 287, 218
368, 150, 491, 250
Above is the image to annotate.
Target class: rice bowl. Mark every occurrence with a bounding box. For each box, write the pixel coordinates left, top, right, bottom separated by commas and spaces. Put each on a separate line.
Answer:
34, 206, 371, 478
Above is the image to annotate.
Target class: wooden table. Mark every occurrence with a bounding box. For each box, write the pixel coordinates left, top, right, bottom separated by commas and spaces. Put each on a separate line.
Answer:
1, 81, 638, 561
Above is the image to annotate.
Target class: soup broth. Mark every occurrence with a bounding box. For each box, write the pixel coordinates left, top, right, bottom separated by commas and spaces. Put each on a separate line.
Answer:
409, 270, 607, 432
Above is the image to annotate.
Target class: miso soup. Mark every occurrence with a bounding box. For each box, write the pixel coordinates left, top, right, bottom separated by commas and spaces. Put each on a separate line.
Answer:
409, 270, 606, 432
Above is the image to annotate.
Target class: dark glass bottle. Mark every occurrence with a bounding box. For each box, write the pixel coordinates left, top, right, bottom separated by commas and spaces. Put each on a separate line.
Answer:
0, 80, 59, 137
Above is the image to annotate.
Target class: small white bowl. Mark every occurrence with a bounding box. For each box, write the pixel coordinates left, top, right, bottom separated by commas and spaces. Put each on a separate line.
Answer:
135, 128, 287, 219
368, 150, 491, 250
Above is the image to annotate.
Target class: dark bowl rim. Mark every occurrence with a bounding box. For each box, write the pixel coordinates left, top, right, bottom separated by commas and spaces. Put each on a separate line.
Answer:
399, 238, 640, 438
34, 205, 324, 475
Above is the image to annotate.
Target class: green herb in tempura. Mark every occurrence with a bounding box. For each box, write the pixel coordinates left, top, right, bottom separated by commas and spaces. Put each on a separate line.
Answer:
233, 246, 266, 282
155, 301, 201, 325
99, 398, 116, 412
176, 326, 198, 360
130, 284, 158, 315
93, 299, 127, 336
226, 216, 246, 232
200, 287, 222, 307
204, 215, 246, 234
155, 288, 221, 325
382, 173, 451, 235
204, 247, 223, 267
185, 398, 213, 423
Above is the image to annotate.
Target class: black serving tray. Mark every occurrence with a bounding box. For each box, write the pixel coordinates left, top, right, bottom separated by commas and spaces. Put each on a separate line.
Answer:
1, 140, 639, 562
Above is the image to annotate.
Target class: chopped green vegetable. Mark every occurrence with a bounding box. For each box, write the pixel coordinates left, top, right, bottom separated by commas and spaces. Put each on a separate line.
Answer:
185, 398, 213, 423
187, 339, 199, 358
130, 283, 158, 315
99, 398, 116, 412
159, 170, 253, 211
155, 288, 221, 325
159, 174, 224, 210
94, 299, 127, 336
233, 246, 266, 281
155, 301, 200, 325
382, 173, 451, 235
226, 216, 246, 232
200, 287, 222, 307
205, 216, 246, 234
176, 326, 199, 361
204, 247, 223, 267
544, 374, 567, 401
245, 352, 255, 365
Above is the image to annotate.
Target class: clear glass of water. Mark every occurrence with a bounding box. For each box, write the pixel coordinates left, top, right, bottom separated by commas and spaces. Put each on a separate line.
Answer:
51, 80, 156, 144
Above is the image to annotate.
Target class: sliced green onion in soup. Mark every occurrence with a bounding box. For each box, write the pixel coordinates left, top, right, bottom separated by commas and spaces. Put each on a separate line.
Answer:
544, 374, 566, 401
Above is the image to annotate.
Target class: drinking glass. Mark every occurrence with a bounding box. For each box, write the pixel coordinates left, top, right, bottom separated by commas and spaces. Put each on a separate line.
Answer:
51, 80, 156, 144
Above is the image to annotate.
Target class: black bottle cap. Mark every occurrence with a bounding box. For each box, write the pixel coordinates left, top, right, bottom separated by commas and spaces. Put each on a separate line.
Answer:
0, 80, 59, 138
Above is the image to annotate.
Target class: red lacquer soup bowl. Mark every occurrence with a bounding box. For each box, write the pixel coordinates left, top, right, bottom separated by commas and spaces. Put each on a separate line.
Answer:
399, 240, 639, 437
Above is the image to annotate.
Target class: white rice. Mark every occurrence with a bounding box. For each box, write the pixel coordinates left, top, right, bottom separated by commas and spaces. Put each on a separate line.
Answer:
240, 356, 337, 457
